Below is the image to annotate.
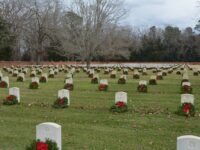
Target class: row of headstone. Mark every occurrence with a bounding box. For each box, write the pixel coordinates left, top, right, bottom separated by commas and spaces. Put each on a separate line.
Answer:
4, 87, 70, 107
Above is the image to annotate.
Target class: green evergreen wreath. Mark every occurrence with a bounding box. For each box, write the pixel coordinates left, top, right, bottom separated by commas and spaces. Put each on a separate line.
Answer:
110, 101, 128, 113
181, 85, 193, 94
53, 97, 69, 108
29, 82, 39, 89
3, 95, 18, 105
26, 139, 59, 150
177, 103, 195, 117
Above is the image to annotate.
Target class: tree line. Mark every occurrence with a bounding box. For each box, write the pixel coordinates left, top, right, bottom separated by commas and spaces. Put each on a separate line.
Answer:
0, 0, 199, 66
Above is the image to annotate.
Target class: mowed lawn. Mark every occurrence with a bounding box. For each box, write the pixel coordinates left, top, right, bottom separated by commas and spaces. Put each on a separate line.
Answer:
0, 67, 200, 150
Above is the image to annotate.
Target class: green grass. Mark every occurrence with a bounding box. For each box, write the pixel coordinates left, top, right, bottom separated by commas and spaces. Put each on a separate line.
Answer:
0, 68, 200, 150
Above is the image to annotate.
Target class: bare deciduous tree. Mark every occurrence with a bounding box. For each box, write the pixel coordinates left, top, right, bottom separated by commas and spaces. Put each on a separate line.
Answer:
0, 0, 30, 60
60, 0, 127, 68
23, 0, 62, 64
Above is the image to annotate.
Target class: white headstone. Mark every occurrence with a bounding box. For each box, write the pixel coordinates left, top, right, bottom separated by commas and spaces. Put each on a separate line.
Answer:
120, 75, 127, 80
2, 76, 9, 87
58, 89, 70, 105
42, 73, 48, 79
31, 70, 36, 75
100, 79, 108, 85
9, 87, 20, 102
18, 73, 25, 80
111, 70, 117, 75
65, 78, 73, 84
182, 82, 191, 87
139, 80, 147, 85
150, 75, 157, 80
177, 135, 200, 150
181, 94, 194, 104
13, 70, 18, 75
115, 92, 127, 104
50, 70, 55, 75
133, 70, 139, 75
66, 73, 72, 79
183, 74, 189, 80
32, 77, 39, 83
36, 122, 61, 150
89, 69, 94, 74
123, 68, 128, 72
94, 74, 99, 79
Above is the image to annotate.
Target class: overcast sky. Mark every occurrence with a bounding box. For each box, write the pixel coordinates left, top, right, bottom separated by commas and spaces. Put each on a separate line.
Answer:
122, 0, 199, 29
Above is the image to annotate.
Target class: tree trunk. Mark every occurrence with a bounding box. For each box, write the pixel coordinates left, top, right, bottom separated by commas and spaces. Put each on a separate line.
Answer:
86, 59, 90, 69
36, 54, 41, 65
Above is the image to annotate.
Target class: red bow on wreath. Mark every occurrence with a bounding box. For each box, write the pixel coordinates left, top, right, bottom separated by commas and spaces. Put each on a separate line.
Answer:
59, 98, 65, 105
183, 103, 191, 114
116, 101, 125, 108
6, 95, 14, 101
99, 84, 107, 90
184, 85, 190, 93
140, 85, 145, 90
37, 142, 48, 150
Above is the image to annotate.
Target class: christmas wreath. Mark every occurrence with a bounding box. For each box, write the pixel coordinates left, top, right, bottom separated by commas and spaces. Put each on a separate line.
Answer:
123, 71, 128, 75
133, 74, 140, 79
88, 73, 94, 78
30, 74, 36, 77
53, 97, 69, 108
0, 81, 8, 88
118, 78, 126, 84
137, 84, 147, 93
29, 82, 39, 89
26, 139, 59, 150
91, 77, 98, 84
48, 74, 54, 78
37, 71, 42, 75
177, 103, 195, 117
13, 73, 18, 77
181, 85, 192, 94
104, 71, 109, 74
110, 101, 128, 113
17, 76, 24, 82
98, 84, 108, 91
64, 83, 73, 91
40, 76, 47, 83
149, 79, 157, 85
3, 95, 18, 105
156, 75, 163, 80
110, 74, 116, 78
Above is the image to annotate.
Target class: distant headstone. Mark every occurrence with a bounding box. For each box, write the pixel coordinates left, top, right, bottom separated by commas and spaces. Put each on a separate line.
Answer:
32, 77, 39, 83
2, 76, 9, 87
9, 87, 20, 102
139, 80, 147, 85
100, 79, 108, 85
115, 92, 127, 104
58, 89, 70, 105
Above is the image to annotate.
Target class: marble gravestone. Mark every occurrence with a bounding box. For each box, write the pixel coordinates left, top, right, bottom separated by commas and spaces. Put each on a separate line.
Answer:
58, 89, 70, 106
9, 87, 20, 102
181, 94, 194, 104
36, 122, 62, 150
177, 135, 200, 150
115, 92, 127, 104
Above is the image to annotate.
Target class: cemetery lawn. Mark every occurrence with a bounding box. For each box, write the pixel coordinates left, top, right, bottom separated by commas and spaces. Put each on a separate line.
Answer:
1, 69, 200, 150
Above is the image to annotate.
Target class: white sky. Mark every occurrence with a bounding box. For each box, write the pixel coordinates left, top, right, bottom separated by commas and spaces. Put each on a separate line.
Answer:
122, 0, 200, 29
